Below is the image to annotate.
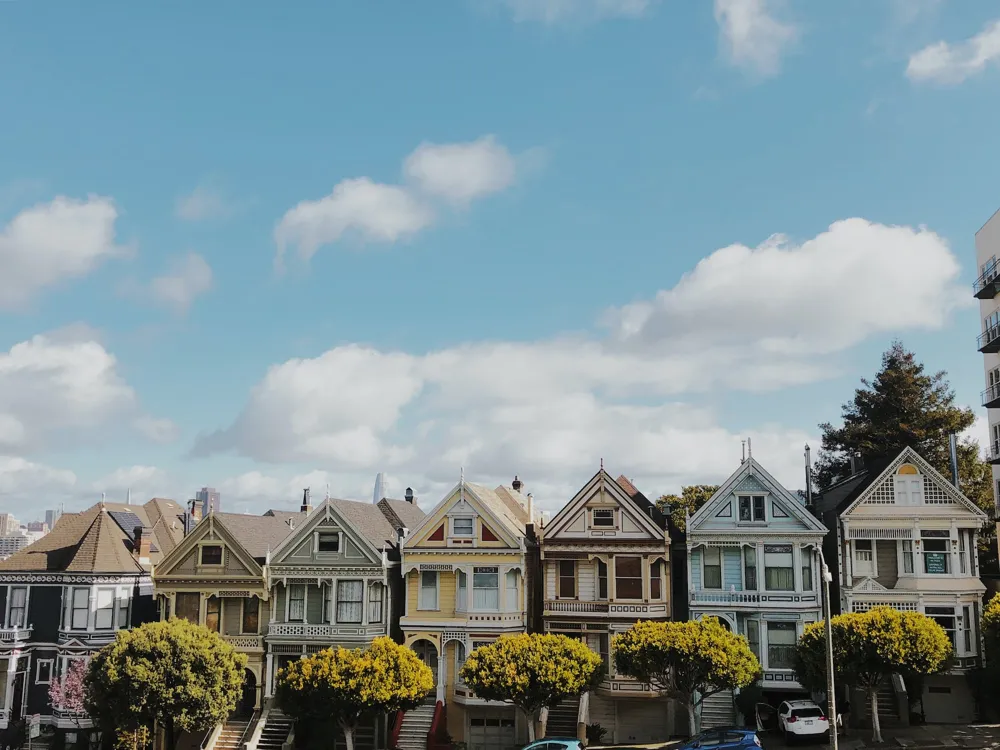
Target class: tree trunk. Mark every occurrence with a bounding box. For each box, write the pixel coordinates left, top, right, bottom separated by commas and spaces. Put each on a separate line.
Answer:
687, 702, 698, 738
526, 709, 537, 742
165, 719, 177, 750
342, 724, 356, 750
869, 689, 882, 744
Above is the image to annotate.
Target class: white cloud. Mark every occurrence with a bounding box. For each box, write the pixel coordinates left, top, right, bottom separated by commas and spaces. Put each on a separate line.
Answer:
200, 217, 963, 507
175, 183, 236, 221
714, 0, 798, 78
93, 465, 167, 495
907, 19, 1000, 85
0, 196, 125, 310
0, 455, 77, 502
148, 253, 214, 314
274, 136, 520, 269
135, 416, 181, 444
403, 136, 517, 206
494, 0, 655, 25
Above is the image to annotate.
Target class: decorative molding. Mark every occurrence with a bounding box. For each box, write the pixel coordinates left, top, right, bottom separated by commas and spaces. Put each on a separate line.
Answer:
0, 573, 149, 584
269, 566, 384, 578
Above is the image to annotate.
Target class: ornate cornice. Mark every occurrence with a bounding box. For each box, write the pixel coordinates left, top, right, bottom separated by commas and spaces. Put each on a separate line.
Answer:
0, 573, 149, 584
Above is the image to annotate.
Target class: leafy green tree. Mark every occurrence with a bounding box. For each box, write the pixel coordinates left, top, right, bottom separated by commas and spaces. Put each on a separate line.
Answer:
613, 618, 759, 736
277, 636, 433, 750
815, 341, 975, 489
85, 618, 247, 750
794, 607, 951, 743
460, 633, 602, 741
655, 485, 720, 532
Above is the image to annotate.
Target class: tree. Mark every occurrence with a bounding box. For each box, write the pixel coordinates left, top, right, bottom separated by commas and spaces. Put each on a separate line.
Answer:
973, 594, 1000, 717
276, 636, 433, 750
49, 658, 88, 721
84, 618, 247, 750
460, 633, 602, 741
612, 618, 759, 736
794, 607, 951, 743
655, 485, 720, 533
815, 341, 975, 489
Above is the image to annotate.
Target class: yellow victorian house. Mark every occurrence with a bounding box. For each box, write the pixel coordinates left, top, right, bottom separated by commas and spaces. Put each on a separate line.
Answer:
397, 476, 539, 750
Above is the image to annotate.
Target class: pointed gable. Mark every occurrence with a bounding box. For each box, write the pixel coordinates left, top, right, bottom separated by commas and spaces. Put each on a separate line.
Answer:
544, 469, 665, 542
154, 513, 265, 580
270, 499, 400, 568
404, 480, 525, 550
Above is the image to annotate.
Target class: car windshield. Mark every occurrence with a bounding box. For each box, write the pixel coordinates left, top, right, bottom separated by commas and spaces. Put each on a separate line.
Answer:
792, 707, 823, 718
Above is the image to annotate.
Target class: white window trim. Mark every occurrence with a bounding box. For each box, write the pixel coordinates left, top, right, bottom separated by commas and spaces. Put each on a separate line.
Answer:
451, 517, 475, 537
314, 530, 343, 554
35, 658, 54, 685
5, 584, 29, 629
418, 570, 440, 611
286, 582, 307, 622
701, 547, 723, 590
590, 508, 617, 529
472, 566, 501, 612
69, 586, 92, 632
94, 586, 117, 631
853, 539, 877, 577
737, 494, 768, 523
197, 541, 225, 567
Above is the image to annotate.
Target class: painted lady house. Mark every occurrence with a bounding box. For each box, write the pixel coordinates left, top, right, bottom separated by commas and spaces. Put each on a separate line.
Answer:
0, 497, 184, 748
397, 476, 538, 750
815, 446, 989, 726
686, 450, 828, 727
538, 468, 675, 745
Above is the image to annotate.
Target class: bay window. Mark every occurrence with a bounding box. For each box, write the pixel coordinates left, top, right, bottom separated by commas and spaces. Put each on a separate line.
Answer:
703, 548, 722, 589
288, 584, 306, 621
764, 545, 794, 591
473, 567, 500, 610
615, 556, 643, 599
71, 588, 90, 629
175, 592, 199, 623
743, 547, 757, 590
8, 587, 26, 628
419, 571, 438, 610
650, 560, 662, 600
368, 583, 384, 623
95, 589, 115, 630
558, 561, 576, 598
337, 581, 364, 623
922, 531, 950, 574
926, 606, 957, 651
767, 622, 796, 669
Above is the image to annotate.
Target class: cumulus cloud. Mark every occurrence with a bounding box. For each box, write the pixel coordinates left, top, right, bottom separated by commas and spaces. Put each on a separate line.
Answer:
199, 217, 963, 508
493, 0, 656, 25
134, 416, 181, 444
907, 19, 1000, 85
175, 182, 236, 221
714, 0, 798, 78
149, 253, 214, 314
274, 136, 521, 269
0, 195, 126, 310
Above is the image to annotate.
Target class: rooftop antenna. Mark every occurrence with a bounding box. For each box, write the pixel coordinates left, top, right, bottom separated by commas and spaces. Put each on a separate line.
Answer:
804, 444, 814, 509
747, 437, 753, 474
127, 487, 132, 506
326, 483, 331, 501
741, 440, 747, 464
460, 467, 465, 504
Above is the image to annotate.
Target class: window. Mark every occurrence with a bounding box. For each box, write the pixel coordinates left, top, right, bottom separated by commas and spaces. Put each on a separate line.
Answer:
650, 560, 662, 600
802, 560, 813, 591
288, 584, 306, 621
35, 659, 53, 685
558, 561, 576, 598
317, 533, 340, 553
767, 622, 797, 669
963, 605, 973, 654
453, 517, 474, 536
9, 587, 27, 628
922, 536, 950, 574
473, 567, 500, 610
95, 589, 115, 630
597, 560, 608, 599
205, 596, 221, 632
369, 583, 384, 623
764, 545, 794, 591
242, 597, 259, 633
592, 508, 615, 527
959, 531, 968, 574
703, 548, 722, 589
419, 571, 438, 610
615, 556, 643, 599
457, 570, 467, 610
854, 540, 875, 576
455, 642, 467, 682
746, 619, 760, 660
337, 581, 364, 623
738, 496, 765, 522
175, 592, 199, 623
743, 547, 757, 590
505, 570, 518, 610
926, 606, 957, 652
895, 468, 923, 505
322, 583, 333, 623
200, 545, 223, 565
902, 540, 914, 574
598, 633, 610, 676
117, 592, 129, 629
71, 587, 90, 629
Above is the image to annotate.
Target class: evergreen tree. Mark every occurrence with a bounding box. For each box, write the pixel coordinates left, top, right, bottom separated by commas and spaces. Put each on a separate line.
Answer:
655, 485, 719, 533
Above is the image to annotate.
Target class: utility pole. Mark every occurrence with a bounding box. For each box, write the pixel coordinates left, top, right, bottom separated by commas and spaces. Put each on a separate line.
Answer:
819, 548, 838, 750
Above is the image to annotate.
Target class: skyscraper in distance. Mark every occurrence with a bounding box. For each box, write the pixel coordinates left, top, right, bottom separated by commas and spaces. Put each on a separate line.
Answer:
373, 473, 386, 504
196, 487, 221, 515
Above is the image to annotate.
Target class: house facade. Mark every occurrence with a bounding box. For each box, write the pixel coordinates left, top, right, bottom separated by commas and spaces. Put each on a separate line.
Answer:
816, 446, 988, 725
539, 469, 674, 744
0, 498, 184, 747
398, 477, 537, 750
687, 455, 827, 718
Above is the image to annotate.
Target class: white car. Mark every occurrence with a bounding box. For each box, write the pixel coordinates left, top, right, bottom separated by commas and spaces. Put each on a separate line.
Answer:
777, 700, 830, 743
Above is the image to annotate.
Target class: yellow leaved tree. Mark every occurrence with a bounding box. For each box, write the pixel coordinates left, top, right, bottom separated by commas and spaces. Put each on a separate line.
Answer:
276, 636, 433, 750
794, 607, 951, 743
613, 618, 760, 736
460, 633, 603, 741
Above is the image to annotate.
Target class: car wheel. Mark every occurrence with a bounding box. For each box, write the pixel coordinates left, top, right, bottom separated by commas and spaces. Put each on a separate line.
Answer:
784, 730, 792, 745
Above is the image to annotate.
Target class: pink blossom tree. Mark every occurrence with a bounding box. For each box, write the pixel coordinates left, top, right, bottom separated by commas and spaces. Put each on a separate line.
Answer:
49, 659, 89, 721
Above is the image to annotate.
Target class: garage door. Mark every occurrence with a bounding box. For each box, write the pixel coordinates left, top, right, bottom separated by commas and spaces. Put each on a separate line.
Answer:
468, 710, 517, 750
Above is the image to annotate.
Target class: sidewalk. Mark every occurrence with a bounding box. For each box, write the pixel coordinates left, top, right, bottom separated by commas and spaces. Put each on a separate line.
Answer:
763, 724, 1000, 750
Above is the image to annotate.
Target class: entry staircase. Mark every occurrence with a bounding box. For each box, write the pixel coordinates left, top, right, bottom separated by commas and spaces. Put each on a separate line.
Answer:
701, 690, 736, 730
546, 695, 580, 739
397, 698, 436, 750
213, 718, 252, 750
256, 711, 294, 750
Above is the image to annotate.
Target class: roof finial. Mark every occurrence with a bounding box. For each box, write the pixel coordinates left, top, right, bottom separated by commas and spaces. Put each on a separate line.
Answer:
127, 487, 132, 506
326, 482, 331, 501
747, 436, 752, 460
741, 440, 747, 464
100, 492, 106, 511
600, 457, 604, 471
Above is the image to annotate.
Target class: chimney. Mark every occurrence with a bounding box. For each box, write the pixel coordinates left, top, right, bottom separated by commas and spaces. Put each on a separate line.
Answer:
512, 475, 523, 493
187, 499, 202, 534
301, 488, 312, 514
949, 434, 960, 487
804, 444, 814, 510
398, 527, 409, 543
405, 487, 415, 504
133, 526, 153, 563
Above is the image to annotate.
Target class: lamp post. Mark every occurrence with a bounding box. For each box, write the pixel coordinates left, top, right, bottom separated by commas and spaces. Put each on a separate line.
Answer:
817, 547, 838, 750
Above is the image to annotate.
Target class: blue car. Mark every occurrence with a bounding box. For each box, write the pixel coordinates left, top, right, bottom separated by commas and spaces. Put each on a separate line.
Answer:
676, 728, 762, 750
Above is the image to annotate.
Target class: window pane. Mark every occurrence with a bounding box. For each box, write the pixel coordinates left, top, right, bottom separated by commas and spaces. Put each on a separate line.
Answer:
205, 597, 220, 632
289, 584, 305, 621
419, 572, 438, 610
454, 518, 474, 535
593, 509, 614, 527
175, 592, 200, 623
369, 584, 384, 623
650, 560, 661, 599
95, 590, 114, 630
317, 533, 340, 552
767, 622, 797, 669
597, 560, 608, 599
201, 545, 223, 565
506, 571, 518, 610
337, 581, 364, 623
242, 597, 259, 633
473, 567, 500, 609
558, 561, 575, 598
615, 556, 643, 599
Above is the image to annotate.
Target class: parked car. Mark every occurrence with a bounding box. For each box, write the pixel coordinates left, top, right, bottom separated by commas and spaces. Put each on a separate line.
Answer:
675, 728, 761, 750
777, 700, 830, 743
522, 738, 585, 750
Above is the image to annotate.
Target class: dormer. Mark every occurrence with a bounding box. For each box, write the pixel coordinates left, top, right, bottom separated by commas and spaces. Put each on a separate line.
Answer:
893, 463, 924, 505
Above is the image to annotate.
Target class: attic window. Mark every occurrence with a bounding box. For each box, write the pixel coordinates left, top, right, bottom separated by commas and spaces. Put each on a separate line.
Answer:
592, 509, 615, 527
453, 518, 474, 536
200, 545, 223, 565
317, 533, 340, 553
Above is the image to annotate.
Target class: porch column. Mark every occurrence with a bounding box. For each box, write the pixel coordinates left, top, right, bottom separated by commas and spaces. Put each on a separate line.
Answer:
436, 645, 446, 703
264, 653, 275, 698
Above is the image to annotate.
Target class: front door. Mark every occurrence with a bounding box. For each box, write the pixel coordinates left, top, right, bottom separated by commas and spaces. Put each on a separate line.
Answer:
412, 640, 438, 685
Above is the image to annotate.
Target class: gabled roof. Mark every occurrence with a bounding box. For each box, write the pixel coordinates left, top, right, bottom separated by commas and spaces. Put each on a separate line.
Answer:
689, 457, 828, 534
403, 479, 529, 549
616, 475, 683, 543
154, 512, 266, 579
377, 498, 426, 534
0, 498, 179, 574
544, 468, 666, 540
211, 511, 301, 561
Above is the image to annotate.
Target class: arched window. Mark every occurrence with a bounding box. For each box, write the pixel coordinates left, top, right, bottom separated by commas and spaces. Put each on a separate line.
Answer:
895, 464, 923, 505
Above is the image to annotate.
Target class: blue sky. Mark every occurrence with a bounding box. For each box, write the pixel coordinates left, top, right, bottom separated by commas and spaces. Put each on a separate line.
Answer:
1, 0, 999, 518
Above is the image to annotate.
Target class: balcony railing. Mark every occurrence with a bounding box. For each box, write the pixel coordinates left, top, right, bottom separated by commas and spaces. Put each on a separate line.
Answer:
58, 629, 117, 644
690, 590, 818, 605
984, 384, 1000, 409
989, 441, 1000, 466
545, 600, 610, 614
0, 625, 31, 643
979, 327, 1000, 354
543, 600, 669, 617
267, 622, 385, 638
974, 266, 1000, 299
223, 634, 264, 651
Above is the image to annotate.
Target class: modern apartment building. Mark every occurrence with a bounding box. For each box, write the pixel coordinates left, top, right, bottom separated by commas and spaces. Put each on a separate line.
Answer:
975, 209, 1000, 549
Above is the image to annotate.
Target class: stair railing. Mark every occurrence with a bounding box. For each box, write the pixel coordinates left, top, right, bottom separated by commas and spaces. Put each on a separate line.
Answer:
238, 711, 259, 750
245, 703, 272, 750
201, 722, 225, 750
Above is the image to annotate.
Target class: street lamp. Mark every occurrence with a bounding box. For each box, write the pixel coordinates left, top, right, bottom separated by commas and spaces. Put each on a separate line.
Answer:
814, 546, 838, 750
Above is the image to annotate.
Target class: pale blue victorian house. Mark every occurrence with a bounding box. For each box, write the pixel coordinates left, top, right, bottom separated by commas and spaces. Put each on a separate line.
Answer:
686, 450, 828, 727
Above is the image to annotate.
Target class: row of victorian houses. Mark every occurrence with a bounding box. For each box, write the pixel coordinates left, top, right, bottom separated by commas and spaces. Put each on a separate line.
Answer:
0, 445, 989, 750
